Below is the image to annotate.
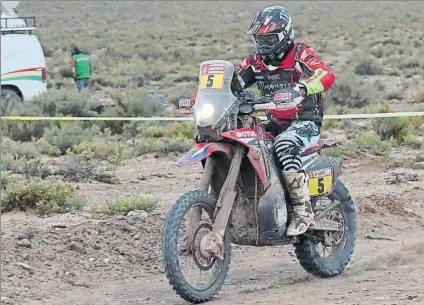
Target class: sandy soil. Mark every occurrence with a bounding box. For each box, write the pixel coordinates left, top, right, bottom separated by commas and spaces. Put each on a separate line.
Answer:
1, 153, 424, 305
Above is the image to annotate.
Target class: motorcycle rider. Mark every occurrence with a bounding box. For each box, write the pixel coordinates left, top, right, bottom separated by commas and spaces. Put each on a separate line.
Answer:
232, 5, 336, 236
187, 6, 335, 237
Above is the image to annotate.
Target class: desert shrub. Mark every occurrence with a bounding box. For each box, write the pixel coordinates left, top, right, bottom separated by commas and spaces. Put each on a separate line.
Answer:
325, 77, 373, 108
0, 170, 17, 191
412, 89, 424, 103
31, 88, 96, 117
322, 120, 339, 131
416, 153, 424, 162
6, 121, 49, 142
373, 79, 385, 92
385, 88, 404, 100
369, 46, 384, 58
168, 122, 196, 138
323, 132, 392, 157
35, 138, 62, 156
121, 121, 196, 157
1, 178, 86, 215
41, 122, 100, 154
370, 104, 422, 147
5, 142, 40, 159
138, 122, 195, 139
402, 134, 422, 149
127, 98, 165, 118
0, 153, 51, 178
95, 90, 169, 135
54, 155, 118, 184
374, 116, 411, 142
92, 195, 158, 216
0, 170, 8, 189
121, 90, 167, 118
143, 125, 168, 138
354, 57, 383, 75
398, 57, 421, 70
129, 136, 193, 157
122, 122, 140, 138
348, 132, 392, 155
73, 138, 125, 164
95, 106, 127, 135
4, 102, 51, 141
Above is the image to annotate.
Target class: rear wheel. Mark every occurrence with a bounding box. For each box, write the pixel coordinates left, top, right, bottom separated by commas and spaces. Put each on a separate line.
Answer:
163, 190, 231, 303
294, 180, 356, 277
1, 88, 22, 115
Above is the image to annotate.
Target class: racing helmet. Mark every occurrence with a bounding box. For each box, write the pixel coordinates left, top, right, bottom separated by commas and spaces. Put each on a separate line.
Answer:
246, 6, 295, 65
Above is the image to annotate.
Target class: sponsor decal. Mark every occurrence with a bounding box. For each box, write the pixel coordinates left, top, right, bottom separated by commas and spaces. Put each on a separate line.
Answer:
235, 130, 256, 138
201, 63, 226, 75
308, 168, 332, 179
267, 74, 280, 81
274, 92, 293, 101
257, 82, 291, 93
178, 98, 192, 107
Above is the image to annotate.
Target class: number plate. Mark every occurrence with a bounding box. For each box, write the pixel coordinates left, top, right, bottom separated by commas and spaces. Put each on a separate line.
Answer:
307, 168, 333, 196
199, 63, 226, 90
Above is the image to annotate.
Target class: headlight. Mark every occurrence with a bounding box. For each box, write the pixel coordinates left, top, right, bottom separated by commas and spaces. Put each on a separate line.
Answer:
196, 103, 215, 121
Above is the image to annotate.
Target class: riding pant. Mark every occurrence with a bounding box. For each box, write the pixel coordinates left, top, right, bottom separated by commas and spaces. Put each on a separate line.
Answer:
273, 121, 321, 171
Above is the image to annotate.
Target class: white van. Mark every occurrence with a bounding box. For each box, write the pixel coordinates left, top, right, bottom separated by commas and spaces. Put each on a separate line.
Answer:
1, 1, 47, 113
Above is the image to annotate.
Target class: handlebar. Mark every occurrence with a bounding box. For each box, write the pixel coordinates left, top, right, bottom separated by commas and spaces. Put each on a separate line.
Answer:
238, 93, 273, 105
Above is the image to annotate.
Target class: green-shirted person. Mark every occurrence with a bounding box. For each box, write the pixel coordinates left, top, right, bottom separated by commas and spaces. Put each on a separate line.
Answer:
71, 47, 91, 92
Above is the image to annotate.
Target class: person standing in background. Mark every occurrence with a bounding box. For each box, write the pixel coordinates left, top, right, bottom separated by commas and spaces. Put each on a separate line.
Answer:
71, 47, 91, 92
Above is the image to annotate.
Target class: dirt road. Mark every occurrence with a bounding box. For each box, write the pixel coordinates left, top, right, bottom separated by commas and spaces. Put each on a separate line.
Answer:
2, 154, 424, 305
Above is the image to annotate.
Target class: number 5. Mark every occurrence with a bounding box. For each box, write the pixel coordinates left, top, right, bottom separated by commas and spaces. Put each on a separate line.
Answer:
206, 74, 214, 87
317, 177, 324, 194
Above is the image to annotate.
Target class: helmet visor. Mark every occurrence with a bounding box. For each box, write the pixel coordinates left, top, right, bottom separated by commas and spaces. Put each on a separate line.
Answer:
253, 34, 280, 48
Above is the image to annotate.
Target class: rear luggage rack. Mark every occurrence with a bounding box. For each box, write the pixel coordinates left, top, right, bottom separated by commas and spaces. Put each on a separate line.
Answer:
1, 17, 36, 34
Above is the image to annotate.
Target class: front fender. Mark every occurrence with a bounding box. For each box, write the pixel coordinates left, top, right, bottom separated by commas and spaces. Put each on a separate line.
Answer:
177, 142, 233, 167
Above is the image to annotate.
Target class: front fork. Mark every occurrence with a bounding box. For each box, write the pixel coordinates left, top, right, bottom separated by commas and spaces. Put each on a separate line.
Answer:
185, 145, 244, 260
184, 156, 215, 247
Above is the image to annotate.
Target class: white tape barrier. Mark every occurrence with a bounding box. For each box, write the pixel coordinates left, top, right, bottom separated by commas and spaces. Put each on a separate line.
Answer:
0, 112, 423, 121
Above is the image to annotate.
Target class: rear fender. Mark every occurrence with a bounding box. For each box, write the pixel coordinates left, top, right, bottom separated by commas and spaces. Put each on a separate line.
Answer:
177, 142, 233, 167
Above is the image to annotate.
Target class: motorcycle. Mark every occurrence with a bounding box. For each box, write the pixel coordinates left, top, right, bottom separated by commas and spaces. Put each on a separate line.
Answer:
163, 60, 357, 303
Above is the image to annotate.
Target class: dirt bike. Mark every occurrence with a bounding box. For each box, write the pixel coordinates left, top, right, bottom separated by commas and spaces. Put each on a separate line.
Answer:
163, 60, 357, 303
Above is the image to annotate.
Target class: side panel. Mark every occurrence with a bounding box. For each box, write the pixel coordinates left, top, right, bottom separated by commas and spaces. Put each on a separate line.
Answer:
302, 154, 342, 197
222, 128, 270, 187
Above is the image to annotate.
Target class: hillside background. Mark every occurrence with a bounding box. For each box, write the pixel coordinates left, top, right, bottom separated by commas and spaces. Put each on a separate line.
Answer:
17, 1, 424, 111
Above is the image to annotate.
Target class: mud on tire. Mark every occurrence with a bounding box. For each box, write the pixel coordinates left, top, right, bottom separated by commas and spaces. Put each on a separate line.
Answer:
162, 190, 232, 303
295, 180, 356, 277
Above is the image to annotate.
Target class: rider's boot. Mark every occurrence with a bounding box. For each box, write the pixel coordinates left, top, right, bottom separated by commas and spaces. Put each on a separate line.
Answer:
283, 170, 314, 236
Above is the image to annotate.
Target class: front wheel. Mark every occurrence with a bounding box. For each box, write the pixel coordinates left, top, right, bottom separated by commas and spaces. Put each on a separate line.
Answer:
295, 179, 356, 277
163, 190, 231, 303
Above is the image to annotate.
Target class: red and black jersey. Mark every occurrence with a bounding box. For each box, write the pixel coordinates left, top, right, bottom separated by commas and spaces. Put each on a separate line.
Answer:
235, 42, 335, 126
